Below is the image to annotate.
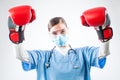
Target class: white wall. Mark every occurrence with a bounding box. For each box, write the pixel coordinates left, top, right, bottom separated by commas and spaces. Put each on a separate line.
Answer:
0, 0, 120, 80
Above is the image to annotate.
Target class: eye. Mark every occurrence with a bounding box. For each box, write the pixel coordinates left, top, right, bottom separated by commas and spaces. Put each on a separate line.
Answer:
52, 32, 57, 35
61, 29, 65, 34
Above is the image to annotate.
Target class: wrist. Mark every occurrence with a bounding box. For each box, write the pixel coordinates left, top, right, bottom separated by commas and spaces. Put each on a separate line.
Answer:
99, 41, 110, 58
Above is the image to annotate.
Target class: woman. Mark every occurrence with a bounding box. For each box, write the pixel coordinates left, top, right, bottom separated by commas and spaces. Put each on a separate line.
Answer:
15, 17, 110, 80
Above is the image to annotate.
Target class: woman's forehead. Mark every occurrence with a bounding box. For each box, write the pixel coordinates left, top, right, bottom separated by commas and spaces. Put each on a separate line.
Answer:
50, 23, 68, 32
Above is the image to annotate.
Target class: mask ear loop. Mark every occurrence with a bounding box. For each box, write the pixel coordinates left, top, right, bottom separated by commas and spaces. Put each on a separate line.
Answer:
45, 46, 56, 68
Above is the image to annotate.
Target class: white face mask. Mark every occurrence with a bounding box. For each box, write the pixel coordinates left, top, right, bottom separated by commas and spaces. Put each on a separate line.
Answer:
52, 34, 69, 47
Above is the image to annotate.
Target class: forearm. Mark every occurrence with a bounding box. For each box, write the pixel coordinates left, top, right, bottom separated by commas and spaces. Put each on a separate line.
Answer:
15, 43, 30, 63
98, 41, 110, 58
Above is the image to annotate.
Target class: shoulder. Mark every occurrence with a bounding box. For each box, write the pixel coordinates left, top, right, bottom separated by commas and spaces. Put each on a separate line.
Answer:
73, 46, 99, 54
26, 49, 52, 58
75, 46, 99, 50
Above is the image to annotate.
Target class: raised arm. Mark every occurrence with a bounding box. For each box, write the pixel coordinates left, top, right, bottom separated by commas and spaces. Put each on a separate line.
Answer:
8, 5, 36, 62
80, 7, 113, 58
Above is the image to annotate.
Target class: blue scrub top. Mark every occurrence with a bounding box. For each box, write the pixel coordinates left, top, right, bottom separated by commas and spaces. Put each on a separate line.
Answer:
22, 46, 106, 80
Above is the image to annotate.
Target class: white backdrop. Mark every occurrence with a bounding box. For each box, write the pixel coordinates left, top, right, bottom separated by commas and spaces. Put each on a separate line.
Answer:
0, 0, 120, 80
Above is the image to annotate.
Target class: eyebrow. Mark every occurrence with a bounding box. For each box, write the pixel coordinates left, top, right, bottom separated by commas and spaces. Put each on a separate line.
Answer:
52, 29, 65, 33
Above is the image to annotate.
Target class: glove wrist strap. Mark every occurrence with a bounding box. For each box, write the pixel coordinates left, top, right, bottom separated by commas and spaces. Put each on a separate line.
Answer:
96, 26, 113, 42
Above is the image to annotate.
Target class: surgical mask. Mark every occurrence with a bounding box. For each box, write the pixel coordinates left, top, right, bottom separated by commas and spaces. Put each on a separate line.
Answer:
52, 34, 68, 47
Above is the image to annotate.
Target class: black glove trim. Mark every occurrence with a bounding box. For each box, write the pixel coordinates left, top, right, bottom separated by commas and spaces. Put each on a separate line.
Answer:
8, 17, 25, 44
96, 26, 113, 42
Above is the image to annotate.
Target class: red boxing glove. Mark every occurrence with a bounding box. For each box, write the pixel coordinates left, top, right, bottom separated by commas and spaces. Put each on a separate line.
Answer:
80, 7, 113, 42
9, 5, 36, 25
8, 5, 36, 44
